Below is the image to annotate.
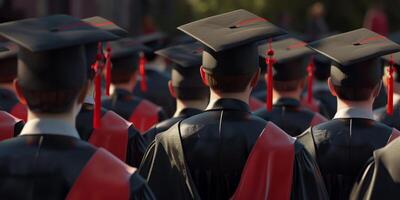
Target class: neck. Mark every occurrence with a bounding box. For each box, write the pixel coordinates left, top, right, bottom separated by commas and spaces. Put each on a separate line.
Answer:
112, 83, 133, 94
27, 110, 76, 127
336, 98, 373, 112
174, 99, 207, 117
272, 89, 301, 103
0, 83, 15, 92
207, 89, 250, 109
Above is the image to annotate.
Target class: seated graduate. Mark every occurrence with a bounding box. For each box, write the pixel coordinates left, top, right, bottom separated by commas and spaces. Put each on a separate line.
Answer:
143, 42, 209, 141
101, 37, 167, 133
75, 16, 147, 167
0, 15, 154, 199
351, 137, 400, 200
374, 52, 400, 129
297, 28, 400, 200
255, 37, 327, 136
139, 9, 328, 200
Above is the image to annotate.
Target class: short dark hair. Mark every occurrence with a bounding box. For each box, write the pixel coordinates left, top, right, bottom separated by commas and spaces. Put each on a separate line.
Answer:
333, 83, 380, 101
174, 86, 209, 101
21, 87, 82, 114
205, 72, 256, 93
111, 68, 136, 84
0, 57, 17, 83
273, 79, 305, 92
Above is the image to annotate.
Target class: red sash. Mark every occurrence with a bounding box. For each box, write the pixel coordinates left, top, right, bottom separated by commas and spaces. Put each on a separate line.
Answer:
388, 128, 400, 144
231, 122, 295, 200
89, 111, 130, 162
310, 113, 328, 126
129, 99, 161, 133
66, 148, 135, 200
249, 97, 264, 112
10, 103, 27, 122
0, 111, 21, 141
300, 97, 320, 113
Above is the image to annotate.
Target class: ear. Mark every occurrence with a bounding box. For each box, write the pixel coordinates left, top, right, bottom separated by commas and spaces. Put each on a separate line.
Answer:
327, 77, 337, 97
250, 68, 260, 88
77, 81, 90, 104
168, 80, 176, 98
200, 66, 209, 86
372, 81, 382, 98
13, 79, 27, 105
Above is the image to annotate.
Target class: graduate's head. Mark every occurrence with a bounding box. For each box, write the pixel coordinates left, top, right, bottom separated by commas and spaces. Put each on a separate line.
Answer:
0, 43, 18, 85
0, 15, 118, 114
308, 28, 400, 103
178, 9, 286, 96
381, 53, 400, 94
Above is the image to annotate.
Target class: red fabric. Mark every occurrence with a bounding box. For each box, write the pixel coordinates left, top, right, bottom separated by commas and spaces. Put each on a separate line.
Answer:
129, 100, 160, 133
10, 103, 27, 122
310, 113, 328, 126
300, 97, 321, 113
249, 97, 264, 112
66, 148, 135, 200
388, 129, 400, 144
231, 122, 295, 200
0, 111, 20, 141
89, 111, 130, 162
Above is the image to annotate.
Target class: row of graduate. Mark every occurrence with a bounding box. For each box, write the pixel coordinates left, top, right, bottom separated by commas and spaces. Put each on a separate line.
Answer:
0, 8, 399, 200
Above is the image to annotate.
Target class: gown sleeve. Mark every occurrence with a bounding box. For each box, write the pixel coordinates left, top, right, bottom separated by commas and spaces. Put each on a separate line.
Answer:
129, 171, 156, 200
291, 142, 329, 200
127, 125, 148, 167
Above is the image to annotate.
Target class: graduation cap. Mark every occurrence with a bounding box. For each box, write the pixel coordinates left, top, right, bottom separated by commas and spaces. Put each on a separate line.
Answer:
156, 42, 204, 88
309, 28, 400, 115
314, 54, 331, 81
0, 42, 18, 82
0, 14, 118, 92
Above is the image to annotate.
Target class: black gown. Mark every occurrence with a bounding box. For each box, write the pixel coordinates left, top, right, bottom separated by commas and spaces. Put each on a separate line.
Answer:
255, 98, 327, 137
139, 98, 328, 200
298, 118, 396, 200
103, 88, 167, 133
143, 108, 203, 142
133, 69, 176, 117
351, 138, 400, 200
76, 103, 148, 167
0, 88, 18, 112
0, 134, 155, 200
374, 101, 400, 129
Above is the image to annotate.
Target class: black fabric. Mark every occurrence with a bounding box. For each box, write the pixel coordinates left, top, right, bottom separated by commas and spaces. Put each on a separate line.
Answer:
351, 138, 400, 200
297, 118, 394, 200
139, 98, 328, 200
143, 108, 203, 142
133, 69, 176, 117
82, 16, 128, 37
76, 103, 148, 167
255, 98, 319, 137
0, 88, 19, 112
103, 88, 167, 122
374, 100, 400, 129
129, 172, 157, 200
313, 88, 337, 119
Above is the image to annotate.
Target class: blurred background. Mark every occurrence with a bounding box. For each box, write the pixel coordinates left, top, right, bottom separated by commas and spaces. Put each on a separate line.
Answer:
3, 0, 400, 39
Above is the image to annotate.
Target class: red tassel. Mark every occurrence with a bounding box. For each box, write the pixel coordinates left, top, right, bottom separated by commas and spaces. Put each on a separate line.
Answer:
92, 43, 103, 129
307, 56, 315, 104
105, 43, 112, 96
139, 52, 148, 92
387, 55, 395, 115
265, 39, 275, 112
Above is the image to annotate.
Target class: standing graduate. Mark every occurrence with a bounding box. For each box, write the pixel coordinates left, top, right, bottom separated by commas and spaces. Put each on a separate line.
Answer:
0, 15, 154, 199
351, 137, 400, 200
298, 28, 400, 200
76, 16, 148, 167
139, 9, 328, 200
143, 42, 209, 141
102, 37, 167, 133
374, 52, 400, 129
255, 38, 327, 136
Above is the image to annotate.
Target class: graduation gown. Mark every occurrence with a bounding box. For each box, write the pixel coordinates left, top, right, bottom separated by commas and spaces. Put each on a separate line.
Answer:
0, 110, 24, 141
103, 88, 167, 133
0, 134, 154, 200
139, 98, 328, 200
0, 88, 27, 121
351, 137, 400, 200
143, 108, 202, 142
76, 103, 148, 167
298, 111, 400, 200
374, 101, 400, 129
255, 98, 327, 137
133, 69, 176, 117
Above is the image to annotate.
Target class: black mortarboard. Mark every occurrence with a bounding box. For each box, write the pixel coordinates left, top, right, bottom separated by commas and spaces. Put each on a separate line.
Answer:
108, 37, 150, 71
0, 42, 18, 82
0, 15, 118, 91
136, 32, 167, 61
314, 54, 331, 81
178, 9, 287, 75
156, 42, 204, 88
258, 38, 313, 81
309, 28, 400, 88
